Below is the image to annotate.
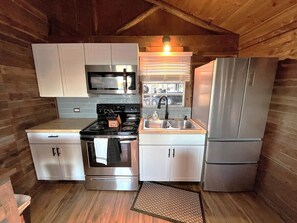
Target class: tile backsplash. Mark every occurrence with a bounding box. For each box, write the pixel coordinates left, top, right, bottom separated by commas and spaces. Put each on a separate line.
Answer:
142, 107, 191, 119
57, 95, 191, 119
57, 95, 140, 118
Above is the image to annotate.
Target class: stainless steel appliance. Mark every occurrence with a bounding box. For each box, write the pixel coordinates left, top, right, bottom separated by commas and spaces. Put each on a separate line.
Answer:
85, 65, 138, 94
80, 104, 140, 191
192, 58, 278, 192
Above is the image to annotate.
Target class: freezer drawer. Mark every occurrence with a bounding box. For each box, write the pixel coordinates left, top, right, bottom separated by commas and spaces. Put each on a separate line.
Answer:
203, 163, 258, 192
206, 141, 262, 163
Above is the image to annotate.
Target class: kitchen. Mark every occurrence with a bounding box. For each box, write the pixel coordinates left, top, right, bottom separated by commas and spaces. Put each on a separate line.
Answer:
0, 1, 296, 223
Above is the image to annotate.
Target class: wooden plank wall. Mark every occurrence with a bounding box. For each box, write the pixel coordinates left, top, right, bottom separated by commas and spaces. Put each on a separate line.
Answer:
0, 0, 58, 195
255, 59, 297, 223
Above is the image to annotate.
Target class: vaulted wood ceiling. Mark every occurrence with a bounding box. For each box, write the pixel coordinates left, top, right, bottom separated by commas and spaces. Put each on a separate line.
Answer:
3, 0, 297, 61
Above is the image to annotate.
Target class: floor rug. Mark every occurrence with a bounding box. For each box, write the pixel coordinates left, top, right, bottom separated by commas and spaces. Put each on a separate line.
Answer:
131, 182, 205, 223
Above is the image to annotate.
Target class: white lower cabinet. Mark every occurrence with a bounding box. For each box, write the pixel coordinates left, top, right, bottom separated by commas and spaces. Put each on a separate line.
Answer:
140, 146, 170, 181
28, 133, 85, 181
170, 146, 204, 181
30, 144, 61, 180
139, 134, 205, 182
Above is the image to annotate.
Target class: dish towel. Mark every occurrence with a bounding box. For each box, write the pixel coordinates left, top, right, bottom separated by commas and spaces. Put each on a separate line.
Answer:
94, 138, 108, 165
107, 138, 121, 163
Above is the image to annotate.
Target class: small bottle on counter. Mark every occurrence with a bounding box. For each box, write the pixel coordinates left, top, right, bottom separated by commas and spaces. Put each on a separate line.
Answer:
152, 111, 159, 120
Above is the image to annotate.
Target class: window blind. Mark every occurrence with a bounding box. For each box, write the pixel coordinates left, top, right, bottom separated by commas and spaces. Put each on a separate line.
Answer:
139, 52, 192, 81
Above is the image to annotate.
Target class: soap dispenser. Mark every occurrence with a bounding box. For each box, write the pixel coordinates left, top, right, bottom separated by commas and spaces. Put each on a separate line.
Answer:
152, 111, 159, 120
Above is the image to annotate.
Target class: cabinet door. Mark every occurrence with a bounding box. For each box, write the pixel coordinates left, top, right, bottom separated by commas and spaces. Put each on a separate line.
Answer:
84, 43, 112, 65
170, 146, 204, 181
29, 144, 61, 180
32, 44, 64, 97
111, 43, 138, 65
58, 44, 88, 97
139, 145, 170, 181
58, 144, 85, 181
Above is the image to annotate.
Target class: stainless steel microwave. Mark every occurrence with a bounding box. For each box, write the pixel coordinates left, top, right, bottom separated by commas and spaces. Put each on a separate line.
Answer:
85, 65, 138, 94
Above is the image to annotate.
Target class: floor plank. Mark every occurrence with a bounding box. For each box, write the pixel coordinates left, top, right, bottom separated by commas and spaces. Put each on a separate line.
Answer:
30, 182, 284, 223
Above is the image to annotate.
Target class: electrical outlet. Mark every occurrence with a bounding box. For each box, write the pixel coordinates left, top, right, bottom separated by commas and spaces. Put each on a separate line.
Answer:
73, 108, 80, 113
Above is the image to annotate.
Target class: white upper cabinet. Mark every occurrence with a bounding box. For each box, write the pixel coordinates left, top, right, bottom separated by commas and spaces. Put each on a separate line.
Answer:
32, 44, 64, 97
32, 43, 88, 97
58, 44, 88, 97
32, 43, 139, 97
84, 43, 112, 65
84, 43, 139, 65
111, 43, 139, 65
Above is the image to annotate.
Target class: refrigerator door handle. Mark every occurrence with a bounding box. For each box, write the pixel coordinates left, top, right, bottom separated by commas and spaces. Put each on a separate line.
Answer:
248, 70, 256, 86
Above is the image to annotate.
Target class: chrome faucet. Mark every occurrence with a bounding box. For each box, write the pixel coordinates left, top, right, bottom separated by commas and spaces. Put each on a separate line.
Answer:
157, 96, 169, 120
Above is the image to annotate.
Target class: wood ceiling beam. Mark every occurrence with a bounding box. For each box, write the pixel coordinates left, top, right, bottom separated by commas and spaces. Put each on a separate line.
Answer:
48, 34, 239, 56
116, 5, 160, 34
144, 0, 233, 34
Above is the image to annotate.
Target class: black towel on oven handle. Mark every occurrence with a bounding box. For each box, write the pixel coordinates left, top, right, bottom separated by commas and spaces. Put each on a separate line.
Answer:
107, 138, 121, 163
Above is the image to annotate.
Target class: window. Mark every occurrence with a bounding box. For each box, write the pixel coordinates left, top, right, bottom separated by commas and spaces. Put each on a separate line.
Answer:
139, 52, 192, 108
139, 52, 192, 82
142, 81, 185, 107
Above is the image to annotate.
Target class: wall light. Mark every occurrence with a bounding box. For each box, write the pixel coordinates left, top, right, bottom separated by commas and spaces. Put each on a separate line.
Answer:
162, 35, 171, 52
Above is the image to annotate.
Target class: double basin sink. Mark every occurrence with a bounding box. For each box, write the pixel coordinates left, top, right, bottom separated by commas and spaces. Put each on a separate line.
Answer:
143, 119, 199, 130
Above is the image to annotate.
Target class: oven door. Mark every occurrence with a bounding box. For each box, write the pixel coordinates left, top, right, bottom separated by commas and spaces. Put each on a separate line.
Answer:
81, 136, 138, 176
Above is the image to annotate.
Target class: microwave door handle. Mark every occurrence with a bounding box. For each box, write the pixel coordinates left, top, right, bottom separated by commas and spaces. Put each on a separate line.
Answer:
123, 68, 127, 93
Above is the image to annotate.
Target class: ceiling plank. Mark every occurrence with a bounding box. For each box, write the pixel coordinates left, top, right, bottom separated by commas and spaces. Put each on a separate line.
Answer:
239, 4, 297, 49
116, 5, 159, 34
12, 0, 48, 23
239, 29, 297, 59
144, 0, 233, 34
239, 20, 297, 51
49, 17, 79, 36
91, 0, 99, 35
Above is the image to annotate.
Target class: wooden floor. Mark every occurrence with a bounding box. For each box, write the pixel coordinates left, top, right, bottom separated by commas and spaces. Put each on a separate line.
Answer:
30, 182, 284, 223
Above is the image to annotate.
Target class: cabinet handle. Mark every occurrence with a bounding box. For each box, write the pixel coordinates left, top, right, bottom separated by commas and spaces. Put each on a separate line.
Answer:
173, 148, 175, 158
52, 147, 56, 156
48, 135, 58, 138
56, 147, 61, 156
168, 149, 170, 158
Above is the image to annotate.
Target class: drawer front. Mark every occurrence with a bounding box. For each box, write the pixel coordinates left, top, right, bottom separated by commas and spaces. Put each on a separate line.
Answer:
203, 163, 258, 192
206, 141, 262, 163
139, 134, 206, 145
27, 132, 80, 144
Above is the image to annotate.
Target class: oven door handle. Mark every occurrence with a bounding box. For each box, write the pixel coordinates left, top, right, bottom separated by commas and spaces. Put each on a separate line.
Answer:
119, 139, 137, 143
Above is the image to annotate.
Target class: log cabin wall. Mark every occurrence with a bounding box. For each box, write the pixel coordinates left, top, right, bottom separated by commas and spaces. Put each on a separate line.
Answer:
0, 1, 58, 194
255, 59, 297, 223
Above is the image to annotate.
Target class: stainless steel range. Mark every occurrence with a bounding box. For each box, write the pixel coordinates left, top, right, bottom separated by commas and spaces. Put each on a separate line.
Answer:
80, 104, 140, 191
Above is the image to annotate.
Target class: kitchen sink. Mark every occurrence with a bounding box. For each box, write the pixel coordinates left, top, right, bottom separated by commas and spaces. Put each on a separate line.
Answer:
144, 120, 167, 129
168, 120, 197, 129
143, 119, 199, 130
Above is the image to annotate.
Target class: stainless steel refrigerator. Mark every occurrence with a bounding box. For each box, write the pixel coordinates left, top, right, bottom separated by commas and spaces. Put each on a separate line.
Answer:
192, 58, 278, 192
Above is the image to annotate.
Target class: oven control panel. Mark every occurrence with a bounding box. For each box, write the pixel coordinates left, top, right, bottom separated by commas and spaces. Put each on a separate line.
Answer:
97, 104, 140, 114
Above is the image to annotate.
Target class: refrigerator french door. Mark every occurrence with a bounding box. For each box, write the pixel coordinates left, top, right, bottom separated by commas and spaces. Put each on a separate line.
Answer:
192, 58, 278, 192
